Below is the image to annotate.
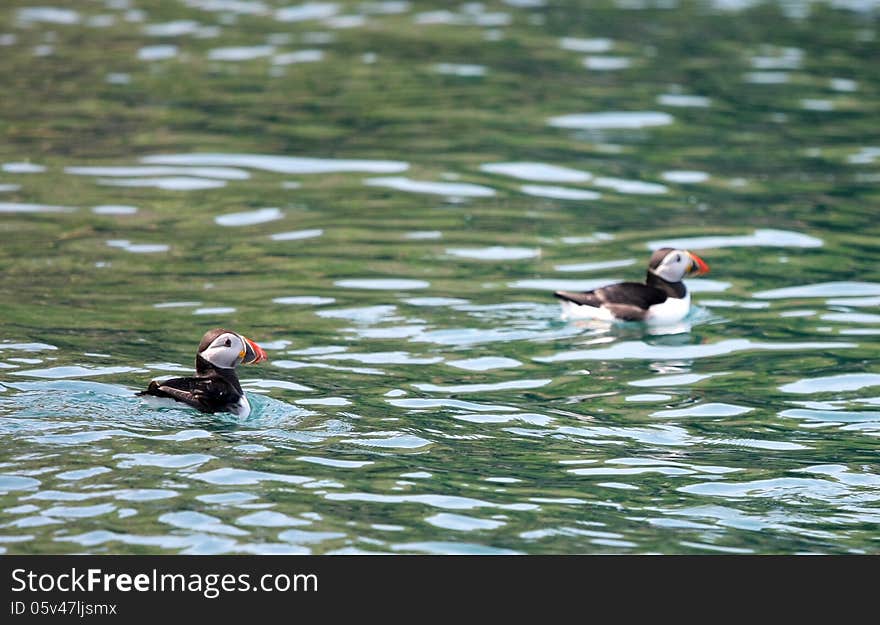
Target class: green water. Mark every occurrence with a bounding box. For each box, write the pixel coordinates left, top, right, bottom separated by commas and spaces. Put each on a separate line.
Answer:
1, 0, 879, 554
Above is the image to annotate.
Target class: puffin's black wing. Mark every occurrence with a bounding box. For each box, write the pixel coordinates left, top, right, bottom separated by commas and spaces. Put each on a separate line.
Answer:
555, 282, 668, 321
138, 376, 234, 414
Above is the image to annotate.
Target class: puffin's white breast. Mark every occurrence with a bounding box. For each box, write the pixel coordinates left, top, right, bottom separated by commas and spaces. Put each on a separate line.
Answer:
230, 394, 251, 418
644, 292, 691, 324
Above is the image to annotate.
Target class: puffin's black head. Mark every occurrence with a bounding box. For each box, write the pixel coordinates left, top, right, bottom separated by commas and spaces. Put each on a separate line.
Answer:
197, 328, 268, 370
648, 248, 710, 282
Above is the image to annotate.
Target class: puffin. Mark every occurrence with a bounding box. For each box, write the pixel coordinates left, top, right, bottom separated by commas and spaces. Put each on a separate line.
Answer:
139, 328, 268, 417
554, 248, 710, 323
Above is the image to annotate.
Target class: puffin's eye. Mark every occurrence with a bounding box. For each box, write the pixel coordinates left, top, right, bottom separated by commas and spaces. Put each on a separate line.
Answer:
675, 255, 681, 262
224, 338, 231, 347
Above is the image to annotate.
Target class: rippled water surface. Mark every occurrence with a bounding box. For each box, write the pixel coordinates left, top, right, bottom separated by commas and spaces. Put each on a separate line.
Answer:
1, 0, 879, 554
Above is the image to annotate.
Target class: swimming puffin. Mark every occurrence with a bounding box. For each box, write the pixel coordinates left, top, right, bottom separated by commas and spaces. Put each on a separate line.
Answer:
554, 248, 710, 323
139, 328, 268, 417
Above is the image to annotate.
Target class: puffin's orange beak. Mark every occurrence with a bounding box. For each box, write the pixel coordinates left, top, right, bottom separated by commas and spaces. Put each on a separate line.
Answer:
241, 336, 268, 365
687, 252, 710, 276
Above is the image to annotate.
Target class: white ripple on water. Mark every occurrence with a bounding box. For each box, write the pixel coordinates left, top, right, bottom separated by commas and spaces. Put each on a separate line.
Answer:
208, 45, 275, 61
583, 56, 631, 70
657, 94, 712, 108
105, 73, 131, 85
343, 433, 433, 449
137, 45, 179, 61
142, 153, 409, 174
821, 312, 880, 324
519, 185, 602, 200
235, 511, 312, 527
193, 307, 237, 315
92, 205, 138, 215
743, 71, 789, 84
801, 99, 834, 112
325, 492, 536, 511
425, 513, 506, 531
115, 489, 179, 501
56, 467, 111, 481
446, 357, 522, 371
215, 207, 283, 226
754, 282, 880, 299
365, 177, 496, 197
191, 468, 311, 486
316, 304, 400, 324
780, 408, 880, 427
404, 230, 442, 240
677, 478, 853, 503
750, 46, 803, 69
413, 379, 551, 393
0, 184, 21, 192
273, 49, 324, 64
16, 7, 80, 24
535, 339, 856, 362
273, 295, 335, 305
0, 202, 76, 213
0, 475, 41, 492
275, 3, 340, 22
98, 177, 227, 190
334, 279, 429, 290
629, 372, 725, 387
403, 297, 468, 306
651, 403, 753, 418
2, 162, 47, 173
415, 9, 511, 27
830, 78, 858, 92
479, 162, 592, 183
143, 20, 206, 37
452, 412, 552, 425
561, 232, 614, 244
153, 301, 202, 308
649, 229, 822, 250
626, 393, 671, 402
387, 398, 518, 412
66, 165, 250, 179
10, 365, 143, 379
114, 452, 215, 469
446, 246, 540, 261
432, 63, 487, 76
313, 351, 442, 365
0, 342, 57, 352
825, 296, 880, 307
270, 228, 323, 241
296, 456, 373, 468
548, 111, 674, 130
107, 239, 170, 253
160, 511, 248, 536
592, 177, 668, 195
559, 37, 613, 52
555, 258, 636, 273
196, 492, 258, 505
361, 1, 411, 15
242, 379, 314, 392
700, 299, 769, 309
779, 373, 880, 394
661, 170, 710, 184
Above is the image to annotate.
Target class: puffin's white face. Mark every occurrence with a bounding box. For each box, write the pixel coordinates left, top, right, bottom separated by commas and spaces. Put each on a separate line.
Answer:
199, 331, 267, 369
651, 249, 710, 282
